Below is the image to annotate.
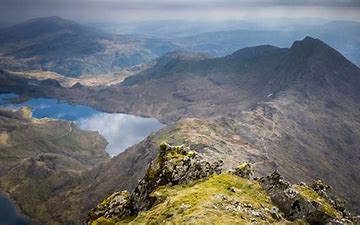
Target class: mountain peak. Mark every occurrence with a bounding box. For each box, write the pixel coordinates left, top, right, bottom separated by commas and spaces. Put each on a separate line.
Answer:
290, 36, 357, 70
289, 36, 360, 71
291, 36, 324, 49
289, 36, 332, 57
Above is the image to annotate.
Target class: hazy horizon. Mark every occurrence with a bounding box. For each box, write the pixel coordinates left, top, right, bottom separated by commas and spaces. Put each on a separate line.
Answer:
0, 0, 359, 26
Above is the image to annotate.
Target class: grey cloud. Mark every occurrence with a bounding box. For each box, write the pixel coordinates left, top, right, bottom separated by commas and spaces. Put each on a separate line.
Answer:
0, 0, 359, 26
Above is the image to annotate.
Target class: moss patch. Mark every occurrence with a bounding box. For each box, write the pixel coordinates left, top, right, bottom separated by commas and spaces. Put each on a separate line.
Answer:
112, 173, 303, 224
91, 216, 117, 225
293, 185, 341, 219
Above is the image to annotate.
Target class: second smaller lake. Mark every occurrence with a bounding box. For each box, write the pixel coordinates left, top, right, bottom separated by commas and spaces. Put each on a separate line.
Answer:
0, 93, 165, 156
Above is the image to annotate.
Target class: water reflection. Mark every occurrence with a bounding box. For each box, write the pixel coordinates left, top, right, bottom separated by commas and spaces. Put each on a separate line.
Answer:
78, 113, 164, 156
0, 93, 165, 224
0, 93, 165, 156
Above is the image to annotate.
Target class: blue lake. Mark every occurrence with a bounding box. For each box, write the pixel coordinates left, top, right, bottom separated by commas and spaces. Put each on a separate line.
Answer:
0, 93, 165, 157
0, 93, 166, 224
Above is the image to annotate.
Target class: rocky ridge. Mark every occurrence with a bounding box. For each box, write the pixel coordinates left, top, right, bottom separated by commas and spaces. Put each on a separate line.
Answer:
86, 143, 358, 225
87, 142, 223, 223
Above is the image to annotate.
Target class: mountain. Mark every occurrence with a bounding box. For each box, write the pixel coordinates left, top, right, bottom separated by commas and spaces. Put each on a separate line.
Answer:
98, 37, 360, 213
80, 37, 359, 123
2, 17, 358, 78
0, 17, 177, 77
1, 37, 360, 223
174, 21, 360, 66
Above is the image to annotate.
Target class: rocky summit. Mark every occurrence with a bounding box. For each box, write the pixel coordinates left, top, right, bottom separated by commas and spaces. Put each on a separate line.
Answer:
86, 143, 358, 225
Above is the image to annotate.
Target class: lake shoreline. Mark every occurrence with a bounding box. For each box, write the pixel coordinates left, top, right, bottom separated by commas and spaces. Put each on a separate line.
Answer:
0, 191, 35, 225
0, 92, 166, 156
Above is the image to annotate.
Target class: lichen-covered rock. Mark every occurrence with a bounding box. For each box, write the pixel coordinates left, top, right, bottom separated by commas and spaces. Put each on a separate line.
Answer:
87, 191, 133, 223
259, 172, 311, 220
87, 142, 223, 223
232, 162, 253, 179
310, 180, 349, 218
158, 142, 223, 185
133, 142, 223, 211
259, 171, 353, 225
352, 216, 360, 224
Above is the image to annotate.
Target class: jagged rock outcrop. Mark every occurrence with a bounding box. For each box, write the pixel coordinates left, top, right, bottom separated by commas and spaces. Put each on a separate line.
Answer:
232, 162, 253, 179
87, 191, 133, 220
87, 143, 358, 225
259, 172, 355, 224
133, 142, 223, 211
310, 180, 348, 215
87, 142, 223, 223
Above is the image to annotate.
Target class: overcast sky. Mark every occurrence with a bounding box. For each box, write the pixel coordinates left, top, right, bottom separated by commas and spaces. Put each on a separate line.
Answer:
0, 0, 360, 24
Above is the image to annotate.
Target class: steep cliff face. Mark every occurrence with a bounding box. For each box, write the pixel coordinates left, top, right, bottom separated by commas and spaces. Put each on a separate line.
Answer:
87, 143, 358, 225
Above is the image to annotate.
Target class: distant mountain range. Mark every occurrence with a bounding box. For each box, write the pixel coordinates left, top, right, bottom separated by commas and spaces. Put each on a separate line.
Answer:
0, 17, 359, 78
1, 36, 360, 224
0, 16, 177, 77
173, 21, 360, 66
